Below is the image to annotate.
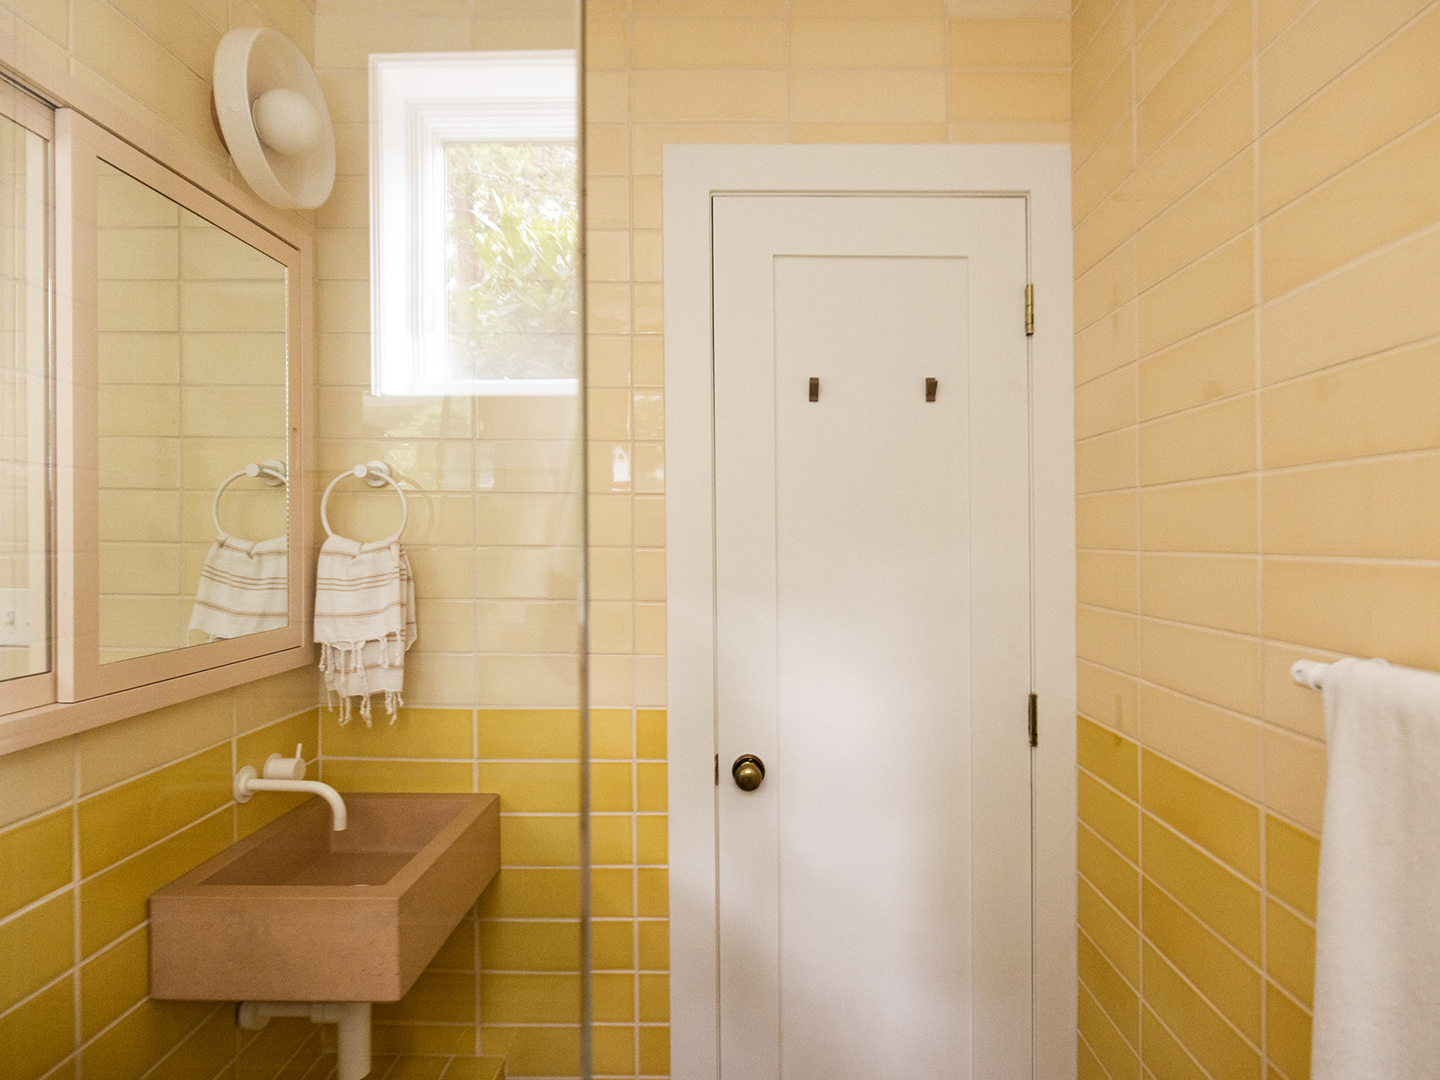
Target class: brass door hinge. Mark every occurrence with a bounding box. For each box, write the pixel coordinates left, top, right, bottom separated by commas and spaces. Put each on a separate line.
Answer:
1028, 693, 1038, 747
1025, 284, 1035, 337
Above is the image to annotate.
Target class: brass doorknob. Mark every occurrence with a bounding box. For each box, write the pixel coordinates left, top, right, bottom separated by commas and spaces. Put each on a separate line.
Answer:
732, 754, 765, 792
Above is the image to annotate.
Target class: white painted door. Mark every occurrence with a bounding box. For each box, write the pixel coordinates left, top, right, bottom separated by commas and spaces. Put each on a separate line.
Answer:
712, 195, 1033, 1080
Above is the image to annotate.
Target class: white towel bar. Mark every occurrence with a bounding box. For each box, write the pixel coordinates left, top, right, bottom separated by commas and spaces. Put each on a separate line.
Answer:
1292, 659, 1330, 690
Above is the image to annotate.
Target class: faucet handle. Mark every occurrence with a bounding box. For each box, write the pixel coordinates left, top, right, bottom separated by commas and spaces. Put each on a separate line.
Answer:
262, 743, 306, 781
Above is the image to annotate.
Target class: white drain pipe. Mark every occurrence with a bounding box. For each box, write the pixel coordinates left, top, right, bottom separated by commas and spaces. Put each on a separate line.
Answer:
238, 1000, 371, 1079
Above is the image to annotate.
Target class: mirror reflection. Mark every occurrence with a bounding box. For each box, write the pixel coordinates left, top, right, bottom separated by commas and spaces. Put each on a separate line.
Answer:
95, 161, 289, 663
0, 110, 49, 683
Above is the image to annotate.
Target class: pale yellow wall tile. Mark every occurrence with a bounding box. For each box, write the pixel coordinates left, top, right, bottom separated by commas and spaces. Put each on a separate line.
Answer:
1263, 117, 1440, 299
1263, 559, 1440, 672
1264, 341, 1440, 467
630, 16, 787, 67
78, 692, 232, 794
1135, 0, 1252, 160
587, 124, 630, 178
1139, 394, 1255, 486
314, 14, 469, 68
792, 17, 946, 67
1072, 55, 1132, 169
1140, 618, 1260, 716
1075, 180, 1138, 277
951, 17, 1069, 66
1138, 314, 1254, 422
0, 738, 74, 830
1258, 0, 1311, 47
1075, 239, 1137, 332
949, 69, 1070, 122
1076, 363, 1137, 439
1071, 0, 1121, 61
1077, 606, 1140, 673
1137, 0, 1230, 95
1260, 642, 1331, 742
1076, 427, 1137, 493
1140, 683, 1262, 799
790, 69, 947, 124
629, 121, 789, 175
1140, 476, 1257, 553
630, 70, 788, 122
1138, 232, 1254, 358
1132, 66, 1252, 228
1263, 456, 1440, 563
1140, 553, 1258, 634
1072, 0, 1135, 113
1137, 149, 1254, 293
1073, 114, 1134, 224
1260, 0, 1430, 131
1259, 4, 1440, 214
1078, 550, 1139, 612
587, 70, 629, 123
798, 122, 948, 143
1077, 489, 1138, 551
1263, 728, 1326, 833
1078, 660, 1140, 737
1075, 300, 1139, 383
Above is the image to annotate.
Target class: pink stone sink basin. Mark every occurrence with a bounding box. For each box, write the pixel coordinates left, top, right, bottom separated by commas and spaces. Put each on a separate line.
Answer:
150, 793, 499, 1002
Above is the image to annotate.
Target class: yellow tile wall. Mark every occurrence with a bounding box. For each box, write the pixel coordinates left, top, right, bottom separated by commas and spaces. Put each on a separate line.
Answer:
315, 0, 1068, 1074
0, 667, 330, 1080
0, 2, 325, 1078
1072, 1, 1440, 1077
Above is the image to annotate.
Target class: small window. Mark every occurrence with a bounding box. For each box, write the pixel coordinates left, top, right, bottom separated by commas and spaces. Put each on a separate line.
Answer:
369, 51, 578, 397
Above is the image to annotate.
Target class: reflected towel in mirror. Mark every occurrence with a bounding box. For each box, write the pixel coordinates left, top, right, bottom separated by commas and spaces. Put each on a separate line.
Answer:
314, 534, 417, 726
188, 534, 289, 641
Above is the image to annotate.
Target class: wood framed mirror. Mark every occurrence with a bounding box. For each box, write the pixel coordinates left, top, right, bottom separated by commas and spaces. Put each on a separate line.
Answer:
55, 108, 313, 704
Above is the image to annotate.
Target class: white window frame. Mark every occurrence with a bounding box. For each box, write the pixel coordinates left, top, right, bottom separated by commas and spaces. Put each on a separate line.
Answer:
369, 50, 578, 397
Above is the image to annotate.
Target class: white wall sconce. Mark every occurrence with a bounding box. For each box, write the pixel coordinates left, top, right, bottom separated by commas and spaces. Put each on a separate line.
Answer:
213, 28, 335, 209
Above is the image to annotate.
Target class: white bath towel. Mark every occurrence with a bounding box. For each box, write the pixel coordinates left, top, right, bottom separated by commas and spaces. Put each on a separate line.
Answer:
187, 534, 288, 641
1312, 657, 1440, 1080
313, 534, 417, 726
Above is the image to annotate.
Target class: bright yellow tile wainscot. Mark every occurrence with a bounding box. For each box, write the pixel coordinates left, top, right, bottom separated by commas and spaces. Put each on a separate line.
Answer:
1074, 0, 1440, 1073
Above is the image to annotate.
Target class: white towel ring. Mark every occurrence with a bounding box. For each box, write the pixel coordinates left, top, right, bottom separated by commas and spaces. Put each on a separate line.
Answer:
212, 459, 287, 536
320, 460, 408, 541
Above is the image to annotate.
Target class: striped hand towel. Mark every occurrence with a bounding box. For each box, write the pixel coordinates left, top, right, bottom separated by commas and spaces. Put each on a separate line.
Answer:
314, 534, 417, 726
188, 534, 288, 641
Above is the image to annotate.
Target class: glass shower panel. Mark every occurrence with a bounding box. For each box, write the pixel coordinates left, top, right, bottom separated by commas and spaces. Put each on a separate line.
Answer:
0, 109, 50, 689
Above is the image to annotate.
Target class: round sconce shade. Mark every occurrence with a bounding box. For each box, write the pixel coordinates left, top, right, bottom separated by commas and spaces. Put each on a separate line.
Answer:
213, 28, 335, 209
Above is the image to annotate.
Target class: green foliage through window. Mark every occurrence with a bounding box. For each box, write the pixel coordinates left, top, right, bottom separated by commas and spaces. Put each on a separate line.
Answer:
445, 141, 579, 383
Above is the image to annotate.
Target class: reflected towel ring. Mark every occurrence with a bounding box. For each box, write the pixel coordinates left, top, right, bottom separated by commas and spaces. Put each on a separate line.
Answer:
212, 459, 287, 536
320, 460, 408, 541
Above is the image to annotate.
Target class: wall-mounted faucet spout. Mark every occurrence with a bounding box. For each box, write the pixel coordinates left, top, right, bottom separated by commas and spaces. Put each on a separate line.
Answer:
233, 745, 347, 830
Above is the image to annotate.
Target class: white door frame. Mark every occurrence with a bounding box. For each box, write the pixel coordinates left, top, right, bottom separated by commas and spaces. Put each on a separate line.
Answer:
663, 144, 1077, 1080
